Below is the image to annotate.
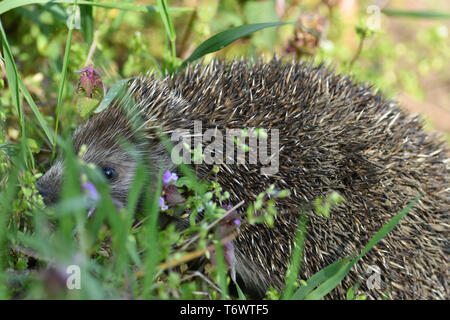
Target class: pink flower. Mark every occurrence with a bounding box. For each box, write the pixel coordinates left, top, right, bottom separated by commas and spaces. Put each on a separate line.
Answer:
158, 170, 183, 211
75, 65, 105, 98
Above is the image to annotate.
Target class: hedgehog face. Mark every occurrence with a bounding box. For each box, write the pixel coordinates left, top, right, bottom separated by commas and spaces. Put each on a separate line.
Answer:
37, 101, 175, 212
37, 106, 145, 210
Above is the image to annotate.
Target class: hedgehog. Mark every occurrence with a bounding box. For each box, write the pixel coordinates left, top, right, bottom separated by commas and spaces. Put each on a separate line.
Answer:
36, 59, 449, 299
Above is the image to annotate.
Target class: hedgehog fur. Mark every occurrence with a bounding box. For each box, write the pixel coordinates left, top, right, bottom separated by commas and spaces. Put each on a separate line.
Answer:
37, 59, 449, 299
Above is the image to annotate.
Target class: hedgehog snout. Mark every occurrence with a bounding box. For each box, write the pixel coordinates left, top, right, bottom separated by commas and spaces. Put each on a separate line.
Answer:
36, 161, 64, 205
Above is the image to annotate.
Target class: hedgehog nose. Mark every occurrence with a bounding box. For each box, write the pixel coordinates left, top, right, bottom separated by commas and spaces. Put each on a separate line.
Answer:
36, 181, 57, 205
37, 187, 49, 203
36, 184, 50, 205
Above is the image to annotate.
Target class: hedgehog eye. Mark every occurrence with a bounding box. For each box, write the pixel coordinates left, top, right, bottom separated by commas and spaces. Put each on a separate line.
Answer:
102, 167, 116, 181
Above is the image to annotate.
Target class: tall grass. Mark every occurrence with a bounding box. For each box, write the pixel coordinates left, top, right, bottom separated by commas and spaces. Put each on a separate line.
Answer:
0, 0, 430, 300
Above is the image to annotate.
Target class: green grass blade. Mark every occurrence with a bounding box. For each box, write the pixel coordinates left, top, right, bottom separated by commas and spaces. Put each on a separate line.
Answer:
52, 0, 77, 159
0, 158, 21, 299
157, 0, 177, 64
356, 194, 422, 259
214, 235, 230, 300
303, 261, 353, 300
382, 9, 450, 19
0, 22, 20, 118
57, 136, 82, 248
0, 0, 193, 15
235, 281, 247, 300
290, 258, 350, 300
281, 213, 308, 299
80, 1, 94, 45
0, 19, 32, 167
181, 22, 319, 67
157, 0, 176, 42
1, 20, 54, 146
126, 162, 147, 215
19, 79, 55, 145
141, 170, 163, 299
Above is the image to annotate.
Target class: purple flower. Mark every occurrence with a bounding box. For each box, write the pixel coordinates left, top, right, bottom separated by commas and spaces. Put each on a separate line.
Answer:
82, 181, 100, 202
159, 197, 168, 211
162, 170, 178, 186
224, 240, 236, 282
224, 204, 241, 227
82, 181, 100, 218
157, 171, 182, 212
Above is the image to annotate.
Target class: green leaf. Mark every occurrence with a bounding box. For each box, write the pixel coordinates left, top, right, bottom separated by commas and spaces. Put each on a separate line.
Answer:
290, 258, 350, 300
357, 195, 422, 259
141, 170, 163, 299
126, 163, 147, 215
19, 79, 55, 144
0, 20, 22, 131
235, 281, 247, 300
0, 19, 38, 167
181, 22, 319, 67
157, 0, 176, 42
75, 97, 100, 118
157, 0, 177, 72
346, 285, 355, 300
281, 213, 308, 299
214, 235, 230, 299
302, 260, 354, 300
26, 138, 40, 153
382, 9, 450, 19
80, 1, 94, 45
242, 1, 279, 50
94, 78, 131, 114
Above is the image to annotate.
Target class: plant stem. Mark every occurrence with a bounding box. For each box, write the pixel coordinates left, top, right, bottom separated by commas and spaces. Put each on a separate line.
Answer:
349, 33, 366, 69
